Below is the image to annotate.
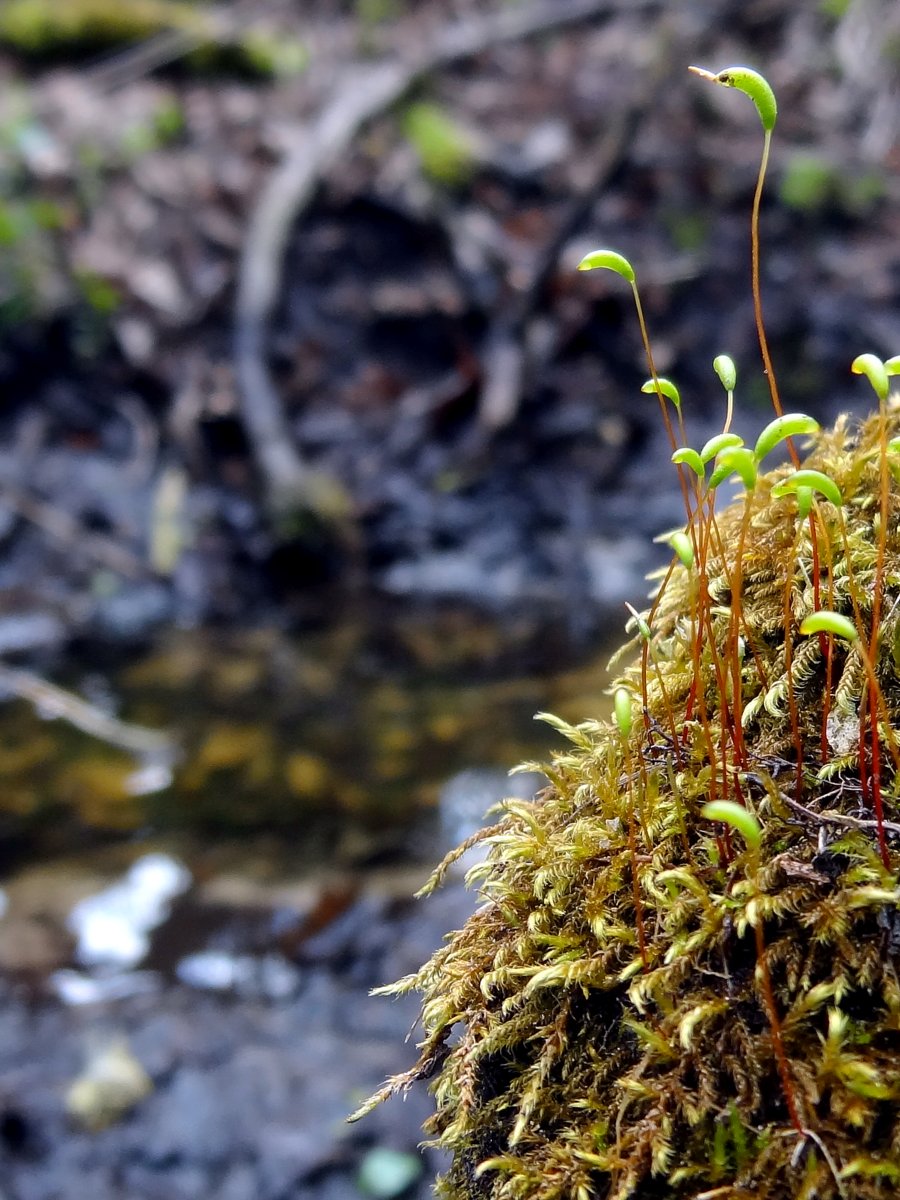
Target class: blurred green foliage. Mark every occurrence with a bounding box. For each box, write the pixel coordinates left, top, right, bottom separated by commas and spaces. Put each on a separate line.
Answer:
0, 0, 206, 53
402, 101, 476, 187
0, 86, 184, 331
355, 0, 404, 25
779, 151, 885, 215
0, 0, 308, 78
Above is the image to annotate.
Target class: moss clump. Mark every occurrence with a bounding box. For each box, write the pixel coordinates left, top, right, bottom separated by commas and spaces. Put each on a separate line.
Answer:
358, 411, 900, 1199
0, 0, 207, 53
0, 0, 308, 77
353, 63, 900, 1200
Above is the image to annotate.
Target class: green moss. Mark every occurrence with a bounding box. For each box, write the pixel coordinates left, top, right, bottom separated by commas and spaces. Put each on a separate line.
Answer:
357, 414, 900, 1198
0, 0, 207, 53
0, 0, 308, 78
354, 63, 900, 1200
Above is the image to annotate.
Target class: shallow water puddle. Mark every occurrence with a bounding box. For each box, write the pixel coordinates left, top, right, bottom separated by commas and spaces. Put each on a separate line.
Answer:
0, 612, 617, 988
0, 615, 616, 859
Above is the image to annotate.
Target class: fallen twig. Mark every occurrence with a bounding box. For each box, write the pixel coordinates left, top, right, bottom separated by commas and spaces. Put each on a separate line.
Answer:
0, 665, 175, 759
779, 791, 900, 839
0, 482, 147, 579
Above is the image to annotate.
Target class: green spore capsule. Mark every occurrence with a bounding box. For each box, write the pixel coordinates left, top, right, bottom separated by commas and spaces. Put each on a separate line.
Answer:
701, 799, 762, 851
668, 531, 694, 570
713, 354, 737, 391
576, 249, 635, 282
613, 687, 633, 739
671, 447, 705, 478
700, 432, 744, 465
624, 603, 652, 641
641, 377, 681, 408
689, 65, 777, 133
709, 446, 757, 491
799, 611, 858, 643
851, 353, 889, 402
754, 413, 820, 463
770, 469, 842, 509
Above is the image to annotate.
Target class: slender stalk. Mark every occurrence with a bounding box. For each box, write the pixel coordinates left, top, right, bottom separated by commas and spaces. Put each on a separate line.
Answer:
819, 510, 837, 767
754, 918, 803, 1134
627, 782, 649, 971
868, 403, 890, 866
750, 131, 790, 434
868, 679, 888, 868
630, 281, 695, 530
781, 549, 804, 799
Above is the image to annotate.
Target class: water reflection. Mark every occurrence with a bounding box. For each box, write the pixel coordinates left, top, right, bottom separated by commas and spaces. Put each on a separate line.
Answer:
0, 611, 618, 869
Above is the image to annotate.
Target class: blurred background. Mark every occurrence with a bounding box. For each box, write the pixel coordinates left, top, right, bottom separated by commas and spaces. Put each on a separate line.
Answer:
0, 0, 897, 1196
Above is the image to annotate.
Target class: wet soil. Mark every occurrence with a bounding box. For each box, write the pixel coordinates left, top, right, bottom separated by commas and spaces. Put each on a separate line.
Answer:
0, 859, 477, 1200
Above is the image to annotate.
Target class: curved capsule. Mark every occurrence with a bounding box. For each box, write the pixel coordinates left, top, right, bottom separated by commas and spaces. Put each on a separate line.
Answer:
689, 65, 777, 132
770, 469, 842, 509
795, 486, 813, 520
641, 377, 681, 408
701, 800, 762, 851
576, 249, 635, 282
709, 446, 757, 491
851, 353, 889, 402
672, 447, 705, 478
754, 413, 820, 463
799, 611, 858, 643
700, 432, 744, 465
